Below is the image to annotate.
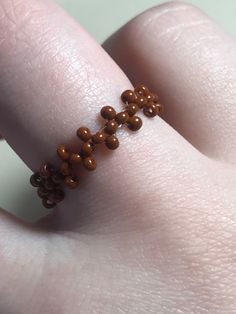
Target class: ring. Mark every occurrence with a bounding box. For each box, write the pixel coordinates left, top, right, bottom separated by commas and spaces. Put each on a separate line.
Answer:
30, 85, 163, 209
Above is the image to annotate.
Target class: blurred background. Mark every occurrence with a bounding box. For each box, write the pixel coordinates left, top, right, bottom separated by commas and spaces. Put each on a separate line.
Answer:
0, 0, 236, 221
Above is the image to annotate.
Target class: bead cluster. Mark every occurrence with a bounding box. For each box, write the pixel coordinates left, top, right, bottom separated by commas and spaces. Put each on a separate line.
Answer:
30, 85, 163, 209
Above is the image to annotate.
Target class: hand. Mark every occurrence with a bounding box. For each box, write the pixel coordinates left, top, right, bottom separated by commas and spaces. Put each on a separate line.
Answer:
0, 1, 235, 313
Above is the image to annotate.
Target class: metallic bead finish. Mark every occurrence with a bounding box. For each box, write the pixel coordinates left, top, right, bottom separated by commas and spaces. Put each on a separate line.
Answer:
105, 135, 119, 150
77, 127, 92, 142
127, 116, 143, 131
83, 156, 97, 171
101, 106, 116, 120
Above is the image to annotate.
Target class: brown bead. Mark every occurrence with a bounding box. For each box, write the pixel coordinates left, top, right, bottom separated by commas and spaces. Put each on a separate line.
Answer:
156, 103, 164, 113
60, 162, 72, 176
44, 178, 56, 191
39, 162, 55, 179
69, 153, 82, 164
57, 145, 70, 161
115, 111, 129, 125
104, 120, 119, 135
134, 85, 149, 96
135, 95, 148, 108
143, 103, 159, 118
105, 135, 119, 150
92, 132, 106, 144
81, 141, 94, 157
37, 186, 49, 199
77, 127, 92, 142
48, 189, 65, 203
146, 93, 155, 103
51, 172, 64, 185
100, 106, 116, 120
127, 116, 143, 131
64, 176, 79, 189
152, 93, 159, 103
121, 90, 136, 104
83, 156, 97, 171
42, 198, 56, 209
126, 103, 139, 116
30, 173, 43, 187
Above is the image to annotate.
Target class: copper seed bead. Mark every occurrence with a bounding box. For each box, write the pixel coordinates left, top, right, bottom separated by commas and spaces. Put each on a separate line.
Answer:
64, 176, 79, 189
44, 178, 56, 191
121, 90, 136, 104
42, 198, 56, 209
146, 93, 155, 103
105, 135, 119, 150
152, 93, 159, 104
104, 120, 119, 135
81, 141, 94, 157
51, 172, 64, 185
70, 153, 82, 164
115, 111, 129, 125
37, 186, 49, 199
39, 163, 54, 179
126, 103, 139, 116
48, 189, 65, 203
92, 132, 106, 144
143, 103, 159, 118
127, 116, 143, 131
100, 106, 116, 120
57, 145, 70, 161
60, 162, 72, 176
134, 85, 149, 96
30, 173, 43, 187
83, 156, 97, 171
77, 127, 92, 142
135, 95, 148, 109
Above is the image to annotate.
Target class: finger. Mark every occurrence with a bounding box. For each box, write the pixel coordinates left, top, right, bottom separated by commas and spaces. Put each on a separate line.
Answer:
103, 2, 236, 165
0, 0, 202, 233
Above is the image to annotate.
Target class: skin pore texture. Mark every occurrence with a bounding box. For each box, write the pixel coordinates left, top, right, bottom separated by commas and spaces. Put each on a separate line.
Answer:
0, 0, 236, 313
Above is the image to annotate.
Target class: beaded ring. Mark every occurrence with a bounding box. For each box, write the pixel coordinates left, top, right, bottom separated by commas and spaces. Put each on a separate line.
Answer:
30, 85, 163, 209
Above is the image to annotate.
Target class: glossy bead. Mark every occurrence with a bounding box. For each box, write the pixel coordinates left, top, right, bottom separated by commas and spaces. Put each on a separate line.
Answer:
134, 85, 149, 96
77, 127, 92, 142
115, 111, 129, 124
146, 93, 155, 103
81, 141, 94, 157
83, 156, 97, 171
39, 162, 54, 179
44, 178, 56, 191
100, 106, 116, 120
48, 189, 65, 203
64, 176, 79, 189
37, 186, 49, 199
30, 173, 43, 187
127, 116, 143, 131
126, 103, 139, 116
105, 135, 119, 150
104, 120, 119, 135
135, 95, 148, 108
92, 132, 106, 144
143, 103, 159, 118
42, 198, 56, 209
69, 153, 82, 164
57, 145, 70, 161
51, 172, 64, 185
121, 90, 136, 104
60, 162, 72, 176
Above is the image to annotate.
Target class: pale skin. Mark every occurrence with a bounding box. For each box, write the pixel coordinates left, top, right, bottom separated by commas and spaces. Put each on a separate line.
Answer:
0, 0, 236, 313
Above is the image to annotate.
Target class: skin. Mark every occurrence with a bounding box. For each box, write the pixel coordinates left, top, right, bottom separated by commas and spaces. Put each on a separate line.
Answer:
0, 0, 235, 313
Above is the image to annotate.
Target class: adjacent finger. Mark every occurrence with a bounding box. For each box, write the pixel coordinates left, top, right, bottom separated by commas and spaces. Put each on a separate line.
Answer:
104, 2, 236, 165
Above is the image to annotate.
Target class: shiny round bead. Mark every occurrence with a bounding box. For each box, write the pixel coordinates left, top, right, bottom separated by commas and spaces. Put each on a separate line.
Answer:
64, 176, 79, 189
100, 106, 116, 120
69, 153, 82, 164
39, 162, 55, 179
77, 127, 92, 142
105, 135, 119, 150
44, 178, 56, 191
135, 95, 148, 108
83, 156, 97, 171
104, 120, 119, 135
126, 103, 139, 116
30, 173, 43, 187
121, 90, 136, 104
51, 172, 64, 185
134, 85, 149, 96
127, 116, 143, 131
115, 111, 129, 124
60, 162, 72, 176
143, 103, 159, 118
81, 141, 94, 157
146, 93, 155, 103
57, 145, 70, 161
37, 186, 49, 199
42, 198, 56, 209
92, 132, 106, 144
48, 189, 65, 203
